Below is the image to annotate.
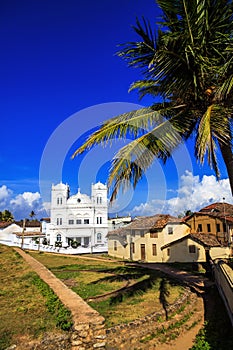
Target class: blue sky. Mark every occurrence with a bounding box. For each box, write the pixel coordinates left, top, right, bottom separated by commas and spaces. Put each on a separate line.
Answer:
0, 0, 232, 220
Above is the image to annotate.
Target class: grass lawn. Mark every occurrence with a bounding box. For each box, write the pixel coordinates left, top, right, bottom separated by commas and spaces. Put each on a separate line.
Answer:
30, 251, 185, 327
0, 245, 72, 350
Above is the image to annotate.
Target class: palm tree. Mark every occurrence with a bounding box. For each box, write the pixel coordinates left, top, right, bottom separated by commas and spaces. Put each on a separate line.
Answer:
29, 210, 36, 220
73, 0, 233, 201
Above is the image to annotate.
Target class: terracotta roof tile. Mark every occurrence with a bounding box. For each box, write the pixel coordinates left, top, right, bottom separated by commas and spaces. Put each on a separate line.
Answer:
15, 221, 41, 228
200, 202, 233, 216
108, 214, 183, 236
0, 222, 13, 228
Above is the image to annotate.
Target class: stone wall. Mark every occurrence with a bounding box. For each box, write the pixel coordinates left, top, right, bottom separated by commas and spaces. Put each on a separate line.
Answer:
107, 288, 191, 335
213, 259, 233, 327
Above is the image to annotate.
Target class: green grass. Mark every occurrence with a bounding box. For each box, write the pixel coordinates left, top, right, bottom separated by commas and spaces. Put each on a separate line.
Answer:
30, 251, 185, 327
0, 245, 72, 350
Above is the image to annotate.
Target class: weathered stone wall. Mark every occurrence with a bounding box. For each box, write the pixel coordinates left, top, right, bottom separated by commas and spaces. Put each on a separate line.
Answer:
107, 288, 191, 336
213, 259, 233, 327
71, 318, 106, 350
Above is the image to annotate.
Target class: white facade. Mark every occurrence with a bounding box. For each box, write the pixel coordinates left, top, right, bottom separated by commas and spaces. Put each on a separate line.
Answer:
47, 181, 108, 250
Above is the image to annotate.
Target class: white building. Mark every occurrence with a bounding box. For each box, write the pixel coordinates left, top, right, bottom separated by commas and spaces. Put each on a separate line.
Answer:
46, 181, 108, 251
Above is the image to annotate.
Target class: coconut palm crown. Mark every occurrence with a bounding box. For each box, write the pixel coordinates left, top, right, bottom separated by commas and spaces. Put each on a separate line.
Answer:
73, 0, 233, 200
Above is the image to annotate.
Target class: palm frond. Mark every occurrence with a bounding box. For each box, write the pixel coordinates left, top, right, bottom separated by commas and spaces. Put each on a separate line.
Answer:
72, 105, 187, 158
108, 118, 183, 201
196, 104, 232, 178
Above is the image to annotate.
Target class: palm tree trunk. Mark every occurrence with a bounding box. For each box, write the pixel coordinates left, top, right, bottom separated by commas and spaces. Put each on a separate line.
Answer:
219, 141, 233, 196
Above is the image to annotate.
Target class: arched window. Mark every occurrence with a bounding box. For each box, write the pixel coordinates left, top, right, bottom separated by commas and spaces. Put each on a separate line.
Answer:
97, 233, 102, 243
56, 234, 61, 242
56, 217, 62, 225
97, 196, 102, 204
57, 197, 63, 205
97, 216, 102, 224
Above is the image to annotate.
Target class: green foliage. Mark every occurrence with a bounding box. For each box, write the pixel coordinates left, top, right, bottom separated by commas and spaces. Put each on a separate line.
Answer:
72, 0, 233, 199
31, 275, 73, 331
0, 209, 14, 222
190, 328, 211, 350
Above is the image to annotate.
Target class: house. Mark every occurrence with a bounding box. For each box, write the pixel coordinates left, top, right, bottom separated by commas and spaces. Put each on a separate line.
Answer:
184, 202, 233, 245
0, 221, 45, 249
108, 215, 132, 231
161, 233, 231, 263
46, 181, 108, 250
107, 214, 190, 262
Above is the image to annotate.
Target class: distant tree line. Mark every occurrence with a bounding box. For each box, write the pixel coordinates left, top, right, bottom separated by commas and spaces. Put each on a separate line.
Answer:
0, 210, 39, 223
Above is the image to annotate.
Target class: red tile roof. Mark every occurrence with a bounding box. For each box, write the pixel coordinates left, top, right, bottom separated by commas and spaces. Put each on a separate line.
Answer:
0, 222, 13, 229
108, 214, 183, 236
15, 221, 41, 228
200, 202, 233, 215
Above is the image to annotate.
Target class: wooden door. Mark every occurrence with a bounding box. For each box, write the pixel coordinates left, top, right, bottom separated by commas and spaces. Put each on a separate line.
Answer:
141, 244, 146, 261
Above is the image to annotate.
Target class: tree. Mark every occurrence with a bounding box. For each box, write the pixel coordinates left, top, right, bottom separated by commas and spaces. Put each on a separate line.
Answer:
29, 210, 36, 220
1, 210, 14, 222
73, 0, 233, 201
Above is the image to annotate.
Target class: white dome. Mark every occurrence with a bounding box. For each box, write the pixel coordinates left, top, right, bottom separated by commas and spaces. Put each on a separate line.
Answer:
92, 181, 107, 190
67, 190, 92, 205
52, 182, 69, 190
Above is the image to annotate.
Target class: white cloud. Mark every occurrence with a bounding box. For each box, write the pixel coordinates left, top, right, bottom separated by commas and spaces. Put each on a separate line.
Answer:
131, 171, 233, 217
0, 185, 49, 220
0, 185, 12, 207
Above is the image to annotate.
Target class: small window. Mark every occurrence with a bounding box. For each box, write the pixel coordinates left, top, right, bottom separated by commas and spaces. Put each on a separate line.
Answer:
114, 241, 117, 251
216, 223, 221, 232
189, 245, 196, 253
168, 227, 173, 235
57, 218, 62, 225
223, 223, 227, 232
140, 230, 144, 237
57, 197, 62, 205
84, 219, 89, 224
207, 223, 211, 232
56, 234, 61, 242
131, 230, 136, 237
68, 219, 74, 225
76, 219, 82, 224
150, 232, 158, 238
97, 217, 102, 224
198, 224, 202, 232
152, 244, 157, 256
97, 196, 102, 204
167, 248, 170, 256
